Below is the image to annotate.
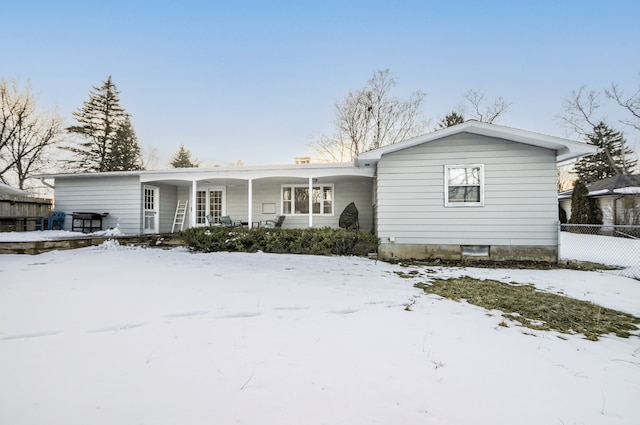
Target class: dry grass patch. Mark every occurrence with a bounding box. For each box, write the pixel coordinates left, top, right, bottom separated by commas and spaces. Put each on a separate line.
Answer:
415, 277, 640, 341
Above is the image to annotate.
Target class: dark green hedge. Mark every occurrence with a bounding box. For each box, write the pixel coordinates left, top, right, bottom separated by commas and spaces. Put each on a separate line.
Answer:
180, 226, 378, 256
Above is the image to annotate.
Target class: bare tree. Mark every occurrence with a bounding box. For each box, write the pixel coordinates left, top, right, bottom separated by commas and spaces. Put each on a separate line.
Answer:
605, 82, 640, 132
309, 133, 352, 163
310, 70, 428, 162
461, 89, 511, 123
561, 85, 636, 176
0, 79, 64, 189
141, 145, 160, 170
560, 86, 603, 135
557, 164, 576, 191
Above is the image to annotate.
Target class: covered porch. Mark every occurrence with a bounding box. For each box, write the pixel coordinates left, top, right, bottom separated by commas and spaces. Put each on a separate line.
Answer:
139, 164, 375, 234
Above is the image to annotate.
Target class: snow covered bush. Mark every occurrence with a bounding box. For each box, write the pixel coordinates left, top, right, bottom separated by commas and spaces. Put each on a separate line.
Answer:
180, 227, 378, 256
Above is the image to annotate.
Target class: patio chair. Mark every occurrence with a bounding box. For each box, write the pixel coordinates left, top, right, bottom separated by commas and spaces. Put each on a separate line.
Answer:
262, 215, 285, 228
47, 211, 66, 230
207, 214, 240, 227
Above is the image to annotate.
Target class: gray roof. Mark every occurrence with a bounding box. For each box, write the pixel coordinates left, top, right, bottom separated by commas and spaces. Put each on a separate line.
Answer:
558, 174, 640, 199
586, 174, 640, 192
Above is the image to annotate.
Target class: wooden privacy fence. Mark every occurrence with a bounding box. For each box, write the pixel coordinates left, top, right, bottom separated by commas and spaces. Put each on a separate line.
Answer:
0, 194, 53, 232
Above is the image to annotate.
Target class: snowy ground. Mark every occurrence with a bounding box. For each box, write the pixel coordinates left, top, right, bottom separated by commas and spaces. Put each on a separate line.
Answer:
0, 235, 639, 424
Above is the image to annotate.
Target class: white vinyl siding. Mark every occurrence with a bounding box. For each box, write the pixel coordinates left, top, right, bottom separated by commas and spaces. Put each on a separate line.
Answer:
53, 176, 141, 234
245, 178, 373, 230
376, 133, 559, 247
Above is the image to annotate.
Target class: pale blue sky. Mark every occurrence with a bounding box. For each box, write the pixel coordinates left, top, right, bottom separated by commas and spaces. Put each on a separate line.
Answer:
4, 0, 640, 167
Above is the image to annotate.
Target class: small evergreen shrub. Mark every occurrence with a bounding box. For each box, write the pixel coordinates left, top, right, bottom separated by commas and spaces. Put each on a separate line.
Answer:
180, 227, 379, 256
568, 179, 602, 233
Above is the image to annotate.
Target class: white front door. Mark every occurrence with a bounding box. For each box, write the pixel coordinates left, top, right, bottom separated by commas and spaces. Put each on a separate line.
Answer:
143, 185, 159, 234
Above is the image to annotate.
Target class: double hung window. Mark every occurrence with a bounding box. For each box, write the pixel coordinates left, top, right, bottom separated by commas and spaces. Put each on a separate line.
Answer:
444, 165, 484, 207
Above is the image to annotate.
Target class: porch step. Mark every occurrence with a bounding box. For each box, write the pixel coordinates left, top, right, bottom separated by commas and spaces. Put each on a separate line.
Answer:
172, 200, 188, 232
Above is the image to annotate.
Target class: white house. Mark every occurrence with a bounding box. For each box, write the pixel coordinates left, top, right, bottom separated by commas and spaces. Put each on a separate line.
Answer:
39, 121, 597, 262
559, 174, 640, 227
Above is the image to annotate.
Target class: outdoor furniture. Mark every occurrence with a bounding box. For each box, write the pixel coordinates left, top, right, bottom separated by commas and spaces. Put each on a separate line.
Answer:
220, 216, 242, 227
35, 216, 47, 231
262, 215, 285, 228
48, 211, 66, 230
207, 215, 241, 227
71, 212, 109, 233
0, 216, 48, 232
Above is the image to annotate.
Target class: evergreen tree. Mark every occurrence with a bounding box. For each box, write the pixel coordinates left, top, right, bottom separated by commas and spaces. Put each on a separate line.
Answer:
108, 116, 144, 171
558, 204, 568, 224
569, 179, 602, 225
64, 76, 144, 172
170, 144, 199, 168
573, 122, 637, 183
437, 111, 465, 129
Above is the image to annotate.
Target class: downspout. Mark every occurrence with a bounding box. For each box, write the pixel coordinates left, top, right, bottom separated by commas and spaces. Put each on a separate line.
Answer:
39, 177, 55, 190
191, 180, 197, 228
248, 179, 253, 228
308, 177, 313, 228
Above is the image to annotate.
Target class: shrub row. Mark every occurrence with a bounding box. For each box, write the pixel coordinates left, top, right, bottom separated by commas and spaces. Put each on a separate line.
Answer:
180, 226, 379, 256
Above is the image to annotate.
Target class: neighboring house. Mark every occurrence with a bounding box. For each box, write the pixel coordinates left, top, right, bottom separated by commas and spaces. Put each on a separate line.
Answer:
39, 121, 596, 261
559, 174, 640, 226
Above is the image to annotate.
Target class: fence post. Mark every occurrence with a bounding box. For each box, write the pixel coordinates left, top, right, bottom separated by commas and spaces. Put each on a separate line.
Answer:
557, 221, 561, 263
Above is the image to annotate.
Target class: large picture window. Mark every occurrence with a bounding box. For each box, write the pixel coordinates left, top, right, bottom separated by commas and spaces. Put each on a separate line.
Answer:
444, 165, 484, 207
282, 185, 333, 215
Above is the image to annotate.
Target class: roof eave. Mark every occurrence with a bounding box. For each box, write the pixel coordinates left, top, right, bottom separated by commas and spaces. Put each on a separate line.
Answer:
355, 121, 598, 163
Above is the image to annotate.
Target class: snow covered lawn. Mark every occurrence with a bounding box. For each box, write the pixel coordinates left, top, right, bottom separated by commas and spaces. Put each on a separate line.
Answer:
1, 241, 639, 424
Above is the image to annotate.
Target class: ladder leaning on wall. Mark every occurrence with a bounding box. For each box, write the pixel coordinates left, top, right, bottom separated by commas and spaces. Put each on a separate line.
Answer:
172, 200, 188, 232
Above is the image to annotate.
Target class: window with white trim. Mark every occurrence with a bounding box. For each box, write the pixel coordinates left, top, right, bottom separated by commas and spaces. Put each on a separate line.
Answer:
444, 165, 484, 206
282, 184, 334, 215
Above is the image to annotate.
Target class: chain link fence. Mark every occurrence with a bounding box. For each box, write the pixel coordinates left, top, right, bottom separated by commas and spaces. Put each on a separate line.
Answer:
559, 224, 640, 280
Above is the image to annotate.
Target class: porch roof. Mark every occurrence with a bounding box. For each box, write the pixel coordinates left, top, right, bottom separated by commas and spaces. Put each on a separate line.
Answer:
38, 162, 375, 185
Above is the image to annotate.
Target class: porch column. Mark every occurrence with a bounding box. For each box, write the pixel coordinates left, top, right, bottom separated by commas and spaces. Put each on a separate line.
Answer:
247, 178, 253, 228
308, 177, 313, 228
191, 180, 197, 228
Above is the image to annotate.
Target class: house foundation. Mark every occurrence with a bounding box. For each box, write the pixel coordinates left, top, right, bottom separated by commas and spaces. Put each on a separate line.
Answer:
378, 243, 558, 263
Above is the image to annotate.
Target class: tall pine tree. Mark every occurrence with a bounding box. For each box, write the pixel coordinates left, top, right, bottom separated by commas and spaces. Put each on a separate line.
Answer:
170, 144, 199, 168
573, 122, 637, 184
64, 76, 144, 172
